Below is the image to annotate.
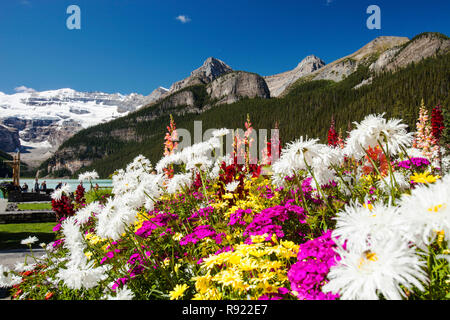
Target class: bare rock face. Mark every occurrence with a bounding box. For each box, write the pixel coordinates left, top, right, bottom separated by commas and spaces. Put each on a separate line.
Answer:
311, 36, 410, 82
169, 57, 233, 93
373, 33, 450, 72
0, 125, 20, 152
143, 87, 170, 106
207, 71, 270, 105
264, 55, 325, 97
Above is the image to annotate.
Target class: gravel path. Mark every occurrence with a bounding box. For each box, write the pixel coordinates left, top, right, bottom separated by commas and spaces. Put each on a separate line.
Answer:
0, 248, 46, 268
0, 249, 46, 300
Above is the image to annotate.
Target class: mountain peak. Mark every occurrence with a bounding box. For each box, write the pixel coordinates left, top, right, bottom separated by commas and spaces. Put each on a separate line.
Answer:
264, 54, 326, 97
295, 55, 326, 70
167, 57, 233, 93
191, 57, 233, 81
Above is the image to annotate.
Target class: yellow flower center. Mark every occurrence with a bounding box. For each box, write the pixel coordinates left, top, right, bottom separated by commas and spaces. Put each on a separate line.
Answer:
428, 204, 446, 213
358, 251, 378, 269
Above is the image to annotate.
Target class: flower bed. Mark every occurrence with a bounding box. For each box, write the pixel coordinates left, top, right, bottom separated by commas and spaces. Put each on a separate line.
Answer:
1, 113, 449, 300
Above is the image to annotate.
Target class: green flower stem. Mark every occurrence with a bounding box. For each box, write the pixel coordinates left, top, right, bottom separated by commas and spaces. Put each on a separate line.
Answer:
303, 158, 333, 214
293, 172, 312, 216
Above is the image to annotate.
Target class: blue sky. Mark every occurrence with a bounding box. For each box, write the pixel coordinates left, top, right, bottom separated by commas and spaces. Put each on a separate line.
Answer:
0, 0, 449, 95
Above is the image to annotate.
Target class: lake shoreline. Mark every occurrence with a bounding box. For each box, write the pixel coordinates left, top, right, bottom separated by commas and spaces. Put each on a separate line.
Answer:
0, 179, 112, 199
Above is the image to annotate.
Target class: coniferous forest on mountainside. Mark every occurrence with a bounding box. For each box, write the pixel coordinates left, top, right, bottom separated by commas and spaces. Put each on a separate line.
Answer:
39, 51, 450, 178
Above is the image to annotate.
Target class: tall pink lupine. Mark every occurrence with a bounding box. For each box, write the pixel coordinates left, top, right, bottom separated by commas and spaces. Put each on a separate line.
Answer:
413, 100, 439, 161
337, 128, 345, 149
244, 114, 256, 168
163, 114, 178, 178
261, 121, 281, 165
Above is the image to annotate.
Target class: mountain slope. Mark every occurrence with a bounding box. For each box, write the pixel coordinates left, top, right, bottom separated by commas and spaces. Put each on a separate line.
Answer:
39, 32, 450, 177
0, 88, 155, 166
42, 52, 449, 178
263, 55, 325, 97
40, 70, 271, 176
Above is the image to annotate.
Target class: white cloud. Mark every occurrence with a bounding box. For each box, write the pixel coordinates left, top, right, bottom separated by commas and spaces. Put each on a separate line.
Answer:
175, 15, 191, 23
14, 86, 36, 93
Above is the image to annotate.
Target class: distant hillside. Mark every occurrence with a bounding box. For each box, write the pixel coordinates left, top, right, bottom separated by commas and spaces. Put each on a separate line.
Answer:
39, 32, 450, 178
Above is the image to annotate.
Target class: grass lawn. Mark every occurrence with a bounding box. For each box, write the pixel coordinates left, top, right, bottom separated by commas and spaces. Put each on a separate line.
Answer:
0, 222, 56, 250
16, 202, 52, 211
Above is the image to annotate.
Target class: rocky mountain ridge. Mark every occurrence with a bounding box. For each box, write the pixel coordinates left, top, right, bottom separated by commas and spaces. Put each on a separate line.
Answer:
263, 55, 326, 97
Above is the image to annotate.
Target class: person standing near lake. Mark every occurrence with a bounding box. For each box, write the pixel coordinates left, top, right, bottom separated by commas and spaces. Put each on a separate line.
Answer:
34, 178, 39, 193
40, 181, 47, 193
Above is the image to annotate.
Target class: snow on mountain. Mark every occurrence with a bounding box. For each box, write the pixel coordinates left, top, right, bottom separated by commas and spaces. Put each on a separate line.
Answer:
0, 88, 151, 165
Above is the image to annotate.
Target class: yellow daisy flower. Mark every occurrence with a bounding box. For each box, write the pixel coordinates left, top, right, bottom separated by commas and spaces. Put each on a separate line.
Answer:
410, 171, 440, 184
169, 284, 189, 300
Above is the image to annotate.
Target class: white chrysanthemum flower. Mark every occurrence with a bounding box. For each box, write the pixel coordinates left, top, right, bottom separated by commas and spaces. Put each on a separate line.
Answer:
376, 171, 410, 193
0, 265, 22, 288
323, 237, 428, 300
185, 155, 213, 173
78, 170, 99, 182
223, 153, 234, 166
75, 201, 102, 225
209, 157, 225, 180
57, 216, 112, 289
134, 173, 164, 210
283, 137, 322, 170
13, 262, 27, 273
56, 261, 110, 290
310, 158, 336, 187
212, 128, 230, 138
442, 155, 450, 172
317, 144, 345, 168
51, 184, 71, 200
165, 173, 193, 194
61, 216, 87, 266
155, 152, 183, 174
103, 285, 135, 300
225, 181, 240, 193
15, 263, 36, 272
60, 184, 71, 194
126, 154, 153, 173
51, 188, 64, 201
270, 158, 292, 187
207, 137, 222, 150
344, 114, 413, 160
332, 202, 407, 252
95, 197, 137, 240
21, 236, 39, 245
397, 174, 450, 248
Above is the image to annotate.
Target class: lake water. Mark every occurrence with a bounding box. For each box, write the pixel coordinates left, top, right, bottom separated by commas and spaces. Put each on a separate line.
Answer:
0, 179, 112, 199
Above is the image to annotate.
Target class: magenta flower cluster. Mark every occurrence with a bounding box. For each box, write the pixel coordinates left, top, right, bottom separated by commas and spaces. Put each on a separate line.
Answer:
396, 157, 430, 170
187, 206, 214, 222
228, 209, 252, 227
135, 211, 179, 238
243, 200, 306, 243
111, 249, 152, 291
258, 287, 291, 300
179, 225, 225, 246
287, 230, 340, 300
